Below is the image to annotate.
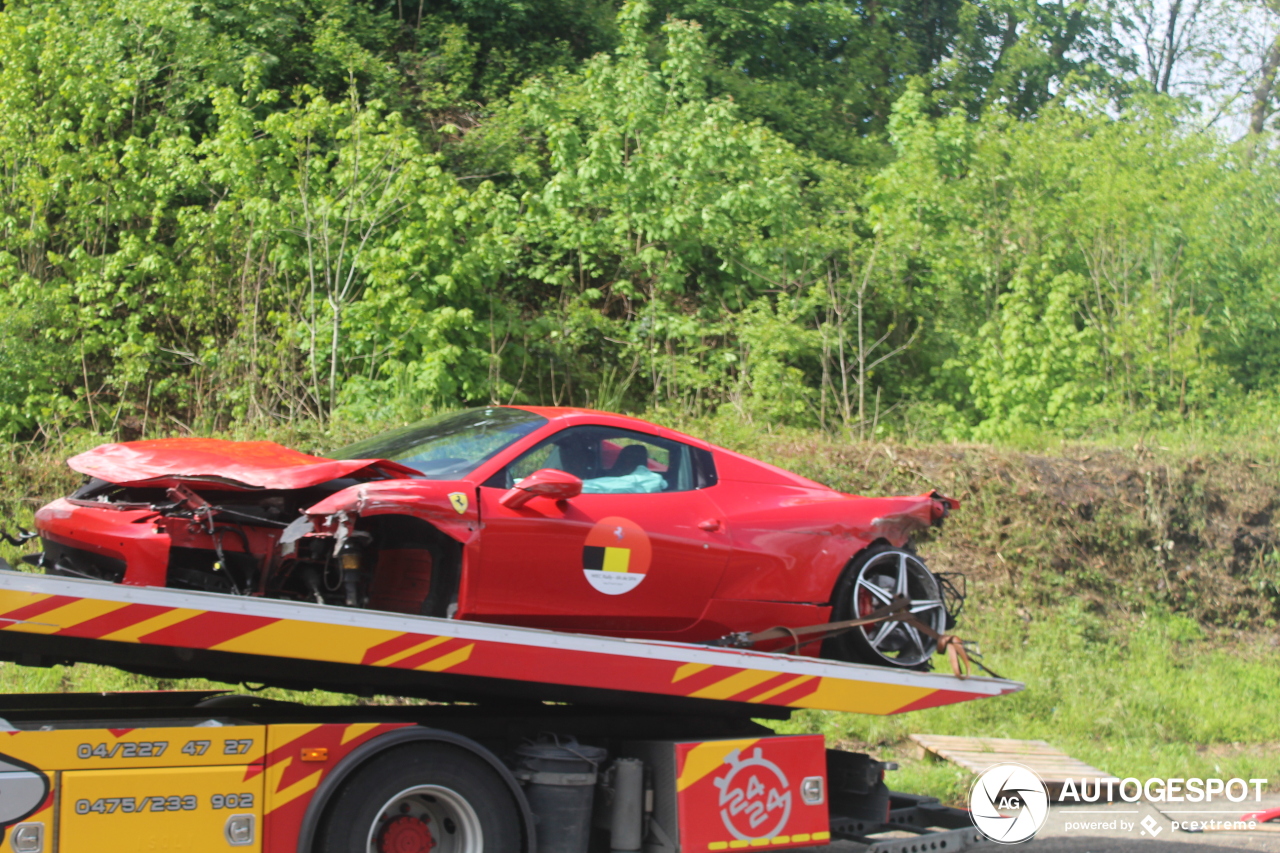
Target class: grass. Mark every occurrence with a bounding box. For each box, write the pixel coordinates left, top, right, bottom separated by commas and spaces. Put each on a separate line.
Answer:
0, 662, 360, 707
770, 599, 1280, 803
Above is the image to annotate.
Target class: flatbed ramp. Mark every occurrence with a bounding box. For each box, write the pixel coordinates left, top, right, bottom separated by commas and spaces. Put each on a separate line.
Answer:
911, 734, 1117, 799
0, 570, 1020, 715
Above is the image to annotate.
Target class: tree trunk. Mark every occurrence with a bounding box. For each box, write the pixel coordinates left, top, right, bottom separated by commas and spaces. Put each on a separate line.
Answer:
1158, 0, 1184, 93
1251, 33, 1280, 135
329, 301, 341, 420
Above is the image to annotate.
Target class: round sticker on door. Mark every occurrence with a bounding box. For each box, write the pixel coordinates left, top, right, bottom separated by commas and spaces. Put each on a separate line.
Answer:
582, 517, 652, 595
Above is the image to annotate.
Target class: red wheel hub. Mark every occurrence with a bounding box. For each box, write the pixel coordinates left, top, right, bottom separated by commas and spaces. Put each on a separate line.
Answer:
378, 815, 436, 853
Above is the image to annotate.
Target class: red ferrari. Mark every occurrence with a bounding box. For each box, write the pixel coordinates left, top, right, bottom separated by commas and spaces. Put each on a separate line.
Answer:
30, 407, 962, 668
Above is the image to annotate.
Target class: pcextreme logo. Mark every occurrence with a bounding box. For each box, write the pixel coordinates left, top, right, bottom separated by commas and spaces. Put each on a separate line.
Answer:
969, 763, 1051, 844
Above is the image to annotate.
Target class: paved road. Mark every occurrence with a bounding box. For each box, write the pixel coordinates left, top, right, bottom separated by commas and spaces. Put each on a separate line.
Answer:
1024, 839, 1266, 851
793, 793, 1280, 852
799, 840, 1257, 853
801, 835, 1269, 852
1033, 793, 1280, 851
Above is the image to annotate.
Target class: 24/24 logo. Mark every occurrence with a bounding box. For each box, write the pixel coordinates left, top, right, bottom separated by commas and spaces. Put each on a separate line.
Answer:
713, 747, 793, 840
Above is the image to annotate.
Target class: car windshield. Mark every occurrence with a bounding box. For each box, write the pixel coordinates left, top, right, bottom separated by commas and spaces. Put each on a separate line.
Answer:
330, 407, 548, 480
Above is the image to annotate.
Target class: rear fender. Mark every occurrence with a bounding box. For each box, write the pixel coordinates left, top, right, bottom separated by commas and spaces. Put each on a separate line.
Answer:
304, 481, 479, 545
712, 491, 957, 603
849, 490, 958, 542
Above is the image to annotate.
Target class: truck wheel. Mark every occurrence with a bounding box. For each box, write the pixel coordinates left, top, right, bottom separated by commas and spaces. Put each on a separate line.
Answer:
823, 545, 948, 670
316, 742, 522, 853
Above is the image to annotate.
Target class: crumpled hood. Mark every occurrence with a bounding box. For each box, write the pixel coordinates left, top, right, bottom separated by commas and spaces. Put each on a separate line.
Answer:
68, 438, 421, 490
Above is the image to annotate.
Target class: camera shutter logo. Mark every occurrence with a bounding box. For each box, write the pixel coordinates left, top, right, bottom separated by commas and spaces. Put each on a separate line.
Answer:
969, 763, 1050, 844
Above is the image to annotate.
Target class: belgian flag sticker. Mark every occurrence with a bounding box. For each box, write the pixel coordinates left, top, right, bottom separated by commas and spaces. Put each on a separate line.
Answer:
582, 516, 653, 595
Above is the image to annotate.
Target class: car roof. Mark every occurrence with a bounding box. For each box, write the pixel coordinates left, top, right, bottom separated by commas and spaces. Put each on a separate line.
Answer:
506, 406, 713, 450
504, 406, 831, 490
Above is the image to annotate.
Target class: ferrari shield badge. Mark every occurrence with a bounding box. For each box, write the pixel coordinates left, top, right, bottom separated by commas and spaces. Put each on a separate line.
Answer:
582, 516, 652, 595
448, 492, 469, 514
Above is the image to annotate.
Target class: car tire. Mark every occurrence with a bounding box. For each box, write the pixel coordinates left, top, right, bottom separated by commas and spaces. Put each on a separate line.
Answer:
824, 544, 949, 670
315, 742, 523, 853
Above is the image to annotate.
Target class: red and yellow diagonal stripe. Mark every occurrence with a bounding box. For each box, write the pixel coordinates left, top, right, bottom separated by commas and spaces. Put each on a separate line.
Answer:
0, 587, 1012, 716
258, 722, 409, 853
0, 590, 474, 674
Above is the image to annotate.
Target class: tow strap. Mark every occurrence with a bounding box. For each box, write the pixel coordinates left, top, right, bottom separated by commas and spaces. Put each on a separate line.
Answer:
0, 527, 35, 547
713, 595, 1003, 680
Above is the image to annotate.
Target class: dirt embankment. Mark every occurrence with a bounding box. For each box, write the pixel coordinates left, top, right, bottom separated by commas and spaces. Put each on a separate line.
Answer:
762, 439, 1280, 631
5, 430, 1280, 632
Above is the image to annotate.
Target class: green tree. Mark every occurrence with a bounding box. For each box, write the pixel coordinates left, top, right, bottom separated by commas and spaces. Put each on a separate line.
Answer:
474, 1, 819, 413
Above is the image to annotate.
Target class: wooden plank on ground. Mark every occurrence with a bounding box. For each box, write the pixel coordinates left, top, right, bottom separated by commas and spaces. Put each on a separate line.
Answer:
909, 734, 1119, 801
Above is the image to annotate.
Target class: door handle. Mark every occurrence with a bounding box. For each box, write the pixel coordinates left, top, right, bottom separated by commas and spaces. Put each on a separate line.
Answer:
697, 518, 722, 532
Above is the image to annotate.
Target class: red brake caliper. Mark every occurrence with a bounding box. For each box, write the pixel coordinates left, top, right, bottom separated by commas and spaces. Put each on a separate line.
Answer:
378, 815, 436, 853
857, 587, 876, 638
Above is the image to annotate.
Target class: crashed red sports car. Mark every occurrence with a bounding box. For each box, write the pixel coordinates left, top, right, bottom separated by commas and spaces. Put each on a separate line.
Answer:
30, 407, 962, 669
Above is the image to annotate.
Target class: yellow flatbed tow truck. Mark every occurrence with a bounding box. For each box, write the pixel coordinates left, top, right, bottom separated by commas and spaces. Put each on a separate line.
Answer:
0, 568, 1019, 853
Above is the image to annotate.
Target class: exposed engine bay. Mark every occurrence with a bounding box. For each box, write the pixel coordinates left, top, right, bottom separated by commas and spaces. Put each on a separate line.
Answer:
34, 474, 462, 618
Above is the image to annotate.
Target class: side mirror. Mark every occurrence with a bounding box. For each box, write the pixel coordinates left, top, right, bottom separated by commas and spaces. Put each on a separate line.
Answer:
499, 468, 584, 509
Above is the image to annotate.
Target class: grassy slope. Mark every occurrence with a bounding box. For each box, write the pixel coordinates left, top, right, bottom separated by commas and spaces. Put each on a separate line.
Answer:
692, 422, 1280, 801
2, 419, 1279, 800
773, 605, 1280, 803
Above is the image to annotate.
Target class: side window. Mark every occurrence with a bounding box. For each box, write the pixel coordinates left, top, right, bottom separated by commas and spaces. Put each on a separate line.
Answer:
507, 442, 561, 482
590, 435, 678, 494
488, 426, 712, 494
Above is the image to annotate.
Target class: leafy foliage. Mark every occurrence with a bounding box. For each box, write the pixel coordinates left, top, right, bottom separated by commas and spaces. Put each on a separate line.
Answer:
0, 0, 1278, 440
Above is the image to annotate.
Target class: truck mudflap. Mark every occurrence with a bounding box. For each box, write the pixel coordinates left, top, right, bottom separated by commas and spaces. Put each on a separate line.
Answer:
825, 751, 991, 852
831, 791, 992, 852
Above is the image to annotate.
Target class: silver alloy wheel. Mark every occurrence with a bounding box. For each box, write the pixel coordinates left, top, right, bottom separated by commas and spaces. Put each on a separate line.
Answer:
366, 784, 484, 853
852, 550, 947, 667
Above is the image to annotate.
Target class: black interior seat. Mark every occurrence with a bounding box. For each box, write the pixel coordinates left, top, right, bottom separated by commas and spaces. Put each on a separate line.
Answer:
606, 444, 648, 477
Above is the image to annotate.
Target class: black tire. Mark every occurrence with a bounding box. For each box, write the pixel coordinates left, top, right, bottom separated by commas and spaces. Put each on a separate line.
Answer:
315, 742, 522, 853
823, 544, 948, 670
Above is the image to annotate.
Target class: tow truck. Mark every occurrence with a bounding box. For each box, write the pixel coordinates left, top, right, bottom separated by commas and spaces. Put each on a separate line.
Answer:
0, 565, 1018, 853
